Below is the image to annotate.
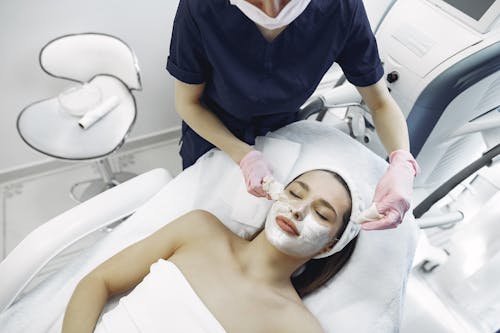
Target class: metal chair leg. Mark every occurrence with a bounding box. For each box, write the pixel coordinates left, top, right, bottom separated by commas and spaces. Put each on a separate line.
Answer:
69, 158, 136, 203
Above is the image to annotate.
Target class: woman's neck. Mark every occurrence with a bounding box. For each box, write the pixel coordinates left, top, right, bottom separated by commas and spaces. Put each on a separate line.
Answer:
235, 232, 308, 287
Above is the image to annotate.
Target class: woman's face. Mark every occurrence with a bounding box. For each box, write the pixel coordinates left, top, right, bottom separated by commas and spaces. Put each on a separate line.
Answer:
265, 170, 351, 258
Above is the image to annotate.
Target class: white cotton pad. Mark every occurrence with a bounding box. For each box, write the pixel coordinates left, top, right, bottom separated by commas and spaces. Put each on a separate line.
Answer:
58, 83, 102, 116
229, 137, 301, 228
262, 176, 284, 200
355, 203, 383, 224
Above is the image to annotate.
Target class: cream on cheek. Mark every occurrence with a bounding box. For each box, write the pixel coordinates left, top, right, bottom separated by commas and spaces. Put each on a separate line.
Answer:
264, 198, 333, 258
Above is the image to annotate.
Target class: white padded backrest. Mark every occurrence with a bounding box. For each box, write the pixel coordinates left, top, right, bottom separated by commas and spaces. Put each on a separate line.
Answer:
40, 33, 141, 90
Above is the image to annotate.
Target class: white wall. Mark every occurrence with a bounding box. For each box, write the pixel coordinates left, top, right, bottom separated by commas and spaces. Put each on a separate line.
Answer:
0, 0, 181, 172
0, 0, 395, 174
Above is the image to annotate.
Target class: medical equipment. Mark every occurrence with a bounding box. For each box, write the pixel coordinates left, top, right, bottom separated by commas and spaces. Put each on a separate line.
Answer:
425, 0, 500, 33
299, 0, 500, 330
16, 33, 142, 203
303, 0, 500, 231
0, 121, 418, 332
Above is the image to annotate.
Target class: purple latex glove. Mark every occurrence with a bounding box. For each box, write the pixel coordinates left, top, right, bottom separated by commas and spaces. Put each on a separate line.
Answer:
239, 150, 273, 198
360, 149, 420, 230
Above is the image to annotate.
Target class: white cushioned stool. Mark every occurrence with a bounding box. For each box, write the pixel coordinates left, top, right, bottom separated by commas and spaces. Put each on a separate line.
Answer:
17, 33, 142, 202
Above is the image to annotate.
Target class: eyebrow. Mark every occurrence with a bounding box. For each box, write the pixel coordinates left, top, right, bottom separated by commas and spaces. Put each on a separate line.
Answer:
294, 181, 339, 217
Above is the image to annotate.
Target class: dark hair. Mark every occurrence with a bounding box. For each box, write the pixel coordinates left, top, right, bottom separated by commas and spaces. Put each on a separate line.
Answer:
291, 170, 357, 298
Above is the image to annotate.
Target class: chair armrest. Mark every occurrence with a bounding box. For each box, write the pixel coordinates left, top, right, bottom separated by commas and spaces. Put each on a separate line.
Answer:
0, 168, 172, 312
320, 83, 362, 107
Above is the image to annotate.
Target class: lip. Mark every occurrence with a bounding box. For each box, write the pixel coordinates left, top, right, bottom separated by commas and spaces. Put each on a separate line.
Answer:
276, 216, 299, 236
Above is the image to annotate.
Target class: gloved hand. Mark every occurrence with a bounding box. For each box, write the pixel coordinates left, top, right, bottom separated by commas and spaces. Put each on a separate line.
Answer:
358, 149, 420, 230
262, 176, 284, 200
239, 150, 273, 198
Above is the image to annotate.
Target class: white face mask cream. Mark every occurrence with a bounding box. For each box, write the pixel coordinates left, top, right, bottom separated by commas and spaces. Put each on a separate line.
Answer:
264, 198, 333, 258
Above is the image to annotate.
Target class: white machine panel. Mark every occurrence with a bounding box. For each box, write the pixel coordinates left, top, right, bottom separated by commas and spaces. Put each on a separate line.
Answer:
377, 0, 482, 78
426, 0, 500, 33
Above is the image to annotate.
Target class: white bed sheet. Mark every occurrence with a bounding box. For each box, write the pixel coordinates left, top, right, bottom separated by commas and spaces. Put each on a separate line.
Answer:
0, 121, 418, 332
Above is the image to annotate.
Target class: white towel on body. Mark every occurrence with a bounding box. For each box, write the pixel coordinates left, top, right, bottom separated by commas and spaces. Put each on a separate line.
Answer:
94, 259, 227, 333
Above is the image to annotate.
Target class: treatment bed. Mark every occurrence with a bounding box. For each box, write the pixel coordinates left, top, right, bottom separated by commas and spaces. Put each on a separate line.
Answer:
0, 121, 418, 332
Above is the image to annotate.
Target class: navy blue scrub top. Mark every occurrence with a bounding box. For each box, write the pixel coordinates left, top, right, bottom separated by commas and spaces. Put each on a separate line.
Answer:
167, 0, 384, 169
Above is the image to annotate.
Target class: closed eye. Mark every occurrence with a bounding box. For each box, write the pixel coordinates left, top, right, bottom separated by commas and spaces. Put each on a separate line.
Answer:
315, 210, 328, 221
289, 190, 301, 199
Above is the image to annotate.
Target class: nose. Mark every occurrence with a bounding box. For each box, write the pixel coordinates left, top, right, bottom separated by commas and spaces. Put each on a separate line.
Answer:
292, 204, 308, 220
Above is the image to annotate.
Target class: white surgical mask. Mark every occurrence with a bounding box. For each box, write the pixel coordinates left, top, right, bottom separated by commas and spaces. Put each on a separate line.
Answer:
230, 0, 312, 30
265, 198, 333, 258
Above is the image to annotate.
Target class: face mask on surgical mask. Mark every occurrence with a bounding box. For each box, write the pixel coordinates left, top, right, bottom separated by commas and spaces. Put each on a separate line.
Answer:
229, 0, 312, 30
264, 196, 333, 258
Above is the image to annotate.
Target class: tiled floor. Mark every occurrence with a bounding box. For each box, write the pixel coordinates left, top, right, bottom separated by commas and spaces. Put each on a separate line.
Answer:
0, 139, 182, 259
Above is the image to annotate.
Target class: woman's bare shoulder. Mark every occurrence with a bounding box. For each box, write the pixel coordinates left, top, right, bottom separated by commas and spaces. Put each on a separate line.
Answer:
177, 209, 235, 240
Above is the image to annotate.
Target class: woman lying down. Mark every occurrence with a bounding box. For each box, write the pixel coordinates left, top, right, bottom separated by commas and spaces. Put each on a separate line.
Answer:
63, 169, 363, 333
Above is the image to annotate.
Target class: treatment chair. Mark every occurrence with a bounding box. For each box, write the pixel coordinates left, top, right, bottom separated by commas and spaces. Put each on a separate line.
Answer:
0, 121, 418, 333
17, 33, 142, 203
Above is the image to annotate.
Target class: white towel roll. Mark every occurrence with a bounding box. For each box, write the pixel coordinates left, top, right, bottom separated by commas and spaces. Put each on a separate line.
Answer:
78, 96, 120, 130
